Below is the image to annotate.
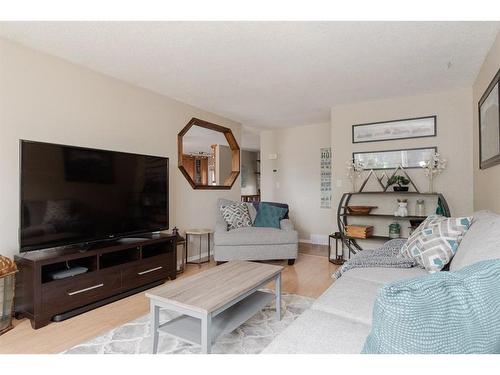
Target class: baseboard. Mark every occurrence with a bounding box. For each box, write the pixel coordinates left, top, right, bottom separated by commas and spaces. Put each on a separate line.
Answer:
299, 234, 329, 246
311, 234, 329, 245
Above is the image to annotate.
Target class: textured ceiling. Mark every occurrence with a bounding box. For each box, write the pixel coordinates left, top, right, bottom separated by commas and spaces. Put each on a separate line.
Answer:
0, 21, 498, 128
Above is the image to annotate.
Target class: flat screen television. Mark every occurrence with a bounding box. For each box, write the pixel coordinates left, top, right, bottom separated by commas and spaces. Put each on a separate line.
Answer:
20, 140, 169, 252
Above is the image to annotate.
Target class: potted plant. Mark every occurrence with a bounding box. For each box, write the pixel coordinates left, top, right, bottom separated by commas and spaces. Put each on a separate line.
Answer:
387, 175, 410, 191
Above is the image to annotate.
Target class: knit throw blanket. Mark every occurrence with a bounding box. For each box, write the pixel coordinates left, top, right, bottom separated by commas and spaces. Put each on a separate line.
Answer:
332, 239, 417, 280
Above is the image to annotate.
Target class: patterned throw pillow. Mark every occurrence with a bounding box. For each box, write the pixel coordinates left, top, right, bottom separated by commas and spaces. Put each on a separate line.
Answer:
220, 203, 252, 230
399, 215, 472, 272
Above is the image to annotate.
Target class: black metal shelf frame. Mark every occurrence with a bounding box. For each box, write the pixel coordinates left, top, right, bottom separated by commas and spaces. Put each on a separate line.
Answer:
336, 191, 451, 256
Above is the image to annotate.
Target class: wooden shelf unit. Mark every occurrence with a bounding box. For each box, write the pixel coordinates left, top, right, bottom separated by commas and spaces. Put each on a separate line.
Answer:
341, 213, 428, 220
14, 233, 177, 329
337, 191, 450, 255
346, 191, 439, 195
344, 234, 392, 241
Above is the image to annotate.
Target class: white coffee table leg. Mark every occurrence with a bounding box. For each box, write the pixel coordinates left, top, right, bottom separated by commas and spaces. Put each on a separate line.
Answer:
275, 273, 281, 321
150, 301, 160, 354
201, 313, 212, 354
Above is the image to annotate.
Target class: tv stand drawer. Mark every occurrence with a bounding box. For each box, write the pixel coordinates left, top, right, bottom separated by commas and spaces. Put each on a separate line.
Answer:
15, 234, 177, 329
122, 256, 173, 289
41, 270, 122, 315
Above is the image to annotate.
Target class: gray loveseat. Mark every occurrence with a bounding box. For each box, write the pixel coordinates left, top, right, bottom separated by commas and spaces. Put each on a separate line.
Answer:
263, 210, 500, 353
213, 199, 298, 265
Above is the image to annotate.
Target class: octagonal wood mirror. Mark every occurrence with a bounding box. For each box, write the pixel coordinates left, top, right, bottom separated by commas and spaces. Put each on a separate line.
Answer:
178, 118, 240, 189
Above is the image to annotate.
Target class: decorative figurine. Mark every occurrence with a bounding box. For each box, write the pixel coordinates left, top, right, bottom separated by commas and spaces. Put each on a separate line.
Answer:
394, 199, 408, 217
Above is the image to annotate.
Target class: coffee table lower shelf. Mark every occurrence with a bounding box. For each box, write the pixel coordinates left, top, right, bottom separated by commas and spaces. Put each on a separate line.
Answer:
158, 291, 274, 346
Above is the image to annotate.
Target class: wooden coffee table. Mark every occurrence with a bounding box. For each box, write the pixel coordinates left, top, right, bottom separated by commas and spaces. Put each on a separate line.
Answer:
146, 260, 283, 354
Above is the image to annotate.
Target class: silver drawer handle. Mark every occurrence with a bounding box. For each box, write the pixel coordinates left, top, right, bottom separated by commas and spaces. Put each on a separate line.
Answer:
138, 266, 163, 275
67, 283, 104, 296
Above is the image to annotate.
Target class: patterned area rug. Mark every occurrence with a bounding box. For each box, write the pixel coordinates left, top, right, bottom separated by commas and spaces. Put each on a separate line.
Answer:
64, 292, 313, 354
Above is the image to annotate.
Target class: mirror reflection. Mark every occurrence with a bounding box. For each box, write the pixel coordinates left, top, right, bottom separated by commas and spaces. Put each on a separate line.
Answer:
181, 125, 234, 187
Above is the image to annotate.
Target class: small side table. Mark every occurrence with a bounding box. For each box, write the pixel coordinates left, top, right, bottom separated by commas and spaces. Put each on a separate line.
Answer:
185, 229, 213, 267
328, 232, 345, 265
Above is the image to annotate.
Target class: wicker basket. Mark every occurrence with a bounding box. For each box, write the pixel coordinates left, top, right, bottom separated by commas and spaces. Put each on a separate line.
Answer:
0, 256, 17, 335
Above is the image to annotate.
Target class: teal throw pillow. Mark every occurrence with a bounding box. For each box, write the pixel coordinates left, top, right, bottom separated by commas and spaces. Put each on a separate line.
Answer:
362, 259, 500, 354
253, 202, 288, 229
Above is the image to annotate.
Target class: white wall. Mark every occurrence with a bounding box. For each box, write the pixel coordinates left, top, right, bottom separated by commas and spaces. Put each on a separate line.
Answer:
0, 37, 241, 259
473, 32, 500, 212
260, 123, 332, 243
260, 130, 278, 202
331, 88, 474, 245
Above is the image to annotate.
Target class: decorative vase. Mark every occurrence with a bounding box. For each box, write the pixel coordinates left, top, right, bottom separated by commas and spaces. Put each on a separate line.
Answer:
428, 172, 434, 193
415, 199, 425, 217
389, 223, 401, 239
436, 197, 445, 216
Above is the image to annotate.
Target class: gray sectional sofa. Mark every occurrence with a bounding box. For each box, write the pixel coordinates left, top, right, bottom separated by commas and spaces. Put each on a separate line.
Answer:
263, 210, 500, 354
213, 199, 298, 264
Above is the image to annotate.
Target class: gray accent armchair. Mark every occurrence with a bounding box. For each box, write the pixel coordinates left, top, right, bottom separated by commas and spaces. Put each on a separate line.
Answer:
213, 199, 299, 265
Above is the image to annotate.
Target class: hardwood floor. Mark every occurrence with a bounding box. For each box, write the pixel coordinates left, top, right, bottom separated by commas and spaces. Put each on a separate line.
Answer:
0, 248, 338, 354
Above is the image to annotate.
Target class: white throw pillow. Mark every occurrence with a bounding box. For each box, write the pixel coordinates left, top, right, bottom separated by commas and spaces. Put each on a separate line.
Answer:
220, 203, 252, 231
399, 215, 473, 273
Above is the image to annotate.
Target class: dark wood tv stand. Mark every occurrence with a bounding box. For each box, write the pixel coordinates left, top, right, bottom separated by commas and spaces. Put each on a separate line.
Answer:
14, 233, 177, 329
